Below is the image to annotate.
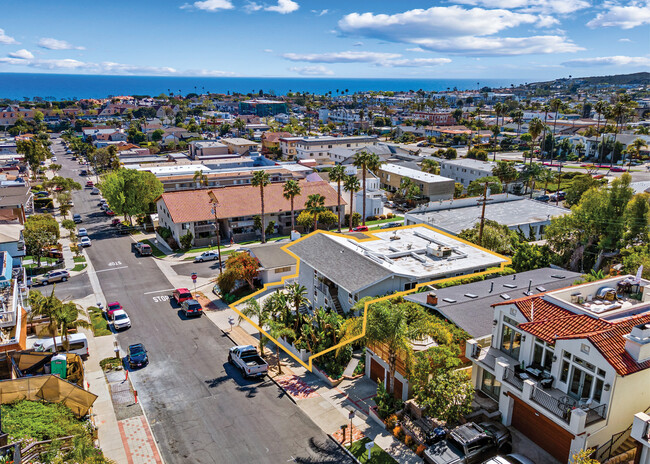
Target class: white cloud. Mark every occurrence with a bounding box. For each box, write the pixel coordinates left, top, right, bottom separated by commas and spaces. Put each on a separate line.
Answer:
0, 29, 18, 45
282, 51, 402, 63
244, 1, 263, 12
263, 48, 274, 53
289, 65, 334, 76
406, 47, 427, 52
454, 0, 590, 14
561, 55, 650, 66
8, 49, 33, 59
352, 41, 364, 46
338, 6, 581, 55
265, 0, 299, 14
38, 38, 85, 50
0, 54, 236, 76
618, 38, 632, 42
383, 58, 452, 67
311, 9, 328, 16
181, 0, 234, 11
587, 1, 650, 29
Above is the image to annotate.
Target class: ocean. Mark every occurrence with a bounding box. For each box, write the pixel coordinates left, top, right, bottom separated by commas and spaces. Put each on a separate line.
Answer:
0, 73, 527, 100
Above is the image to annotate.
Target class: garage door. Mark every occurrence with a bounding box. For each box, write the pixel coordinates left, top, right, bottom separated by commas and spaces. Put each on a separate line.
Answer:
370, 358, 385, 384
511, 396, 573, 463
393, 378, 403, 400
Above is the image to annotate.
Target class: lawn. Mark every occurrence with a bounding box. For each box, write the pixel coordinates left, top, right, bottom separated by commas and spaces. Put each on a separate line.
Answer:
99, 357, 122, 371
1, 400, 89, 441
182, 248, 236, 261
88, 306, 111, 336
347, 438, 398, 464
73, 256, 86, 263
72, 263, 87, 272
366, 216, 404, 226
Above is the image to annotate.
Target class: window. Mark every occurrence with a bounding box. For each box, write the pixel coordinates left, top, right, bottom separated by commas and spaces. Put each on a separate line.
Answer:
404, 282, 416, 291
274, 266, 291, 273
481, 370, 501, 400
532, 340, 555, 371
560, 352, 607, 402
500, 317, 522, 359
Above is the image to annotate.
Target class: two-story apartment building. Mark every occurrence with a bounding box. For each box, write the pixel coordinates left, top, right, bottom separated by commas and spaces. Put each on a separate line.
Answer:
439, 158, 497, 189
294, 136, 378, 163
155, 180, 343, 246
412, 111, 458, 125
287, 225, 507, 315
378, 164, 455, 201
466, 276, 650, 463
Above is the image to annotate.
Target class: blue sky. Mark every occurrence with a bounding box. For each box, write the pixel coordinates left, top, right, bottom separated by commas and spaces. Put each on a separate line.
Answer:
0, 0, 648, 80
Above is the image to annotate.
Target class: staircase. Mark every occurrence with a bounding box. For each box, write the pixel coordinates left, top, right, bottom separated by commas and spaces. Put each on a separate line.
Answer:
612, 436, 637, 458
324, 281, 345, 316
596, 404, 650, 462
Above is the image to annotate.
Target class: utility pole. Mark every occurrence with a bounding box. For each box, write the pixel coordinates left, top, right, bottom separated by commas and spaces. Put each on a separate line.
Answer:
477, 181, 493, 246
208, 191, 223, 275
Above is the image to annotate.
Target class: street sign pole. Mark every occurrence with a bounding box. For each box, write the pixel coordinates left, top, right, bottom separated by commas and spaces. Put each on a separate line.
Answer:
191, 273, 197, 296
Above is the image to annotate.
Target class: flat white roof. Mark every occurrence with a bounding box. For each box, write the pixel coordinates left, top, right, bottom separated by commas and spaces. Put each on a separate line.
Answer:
137, 164, 212, 176
380, 164, 454, 184
329, 226, 506, 279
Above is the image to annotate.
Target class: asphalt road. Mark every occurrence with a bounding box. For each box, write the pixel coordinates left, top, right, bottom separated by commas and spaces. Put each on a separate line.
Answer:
50, 141, 350, 464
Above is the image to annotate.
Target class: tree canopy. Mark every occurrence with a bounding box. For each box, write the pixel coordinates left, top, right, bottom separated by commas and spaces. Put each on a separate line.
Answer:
99, 169, 163, 223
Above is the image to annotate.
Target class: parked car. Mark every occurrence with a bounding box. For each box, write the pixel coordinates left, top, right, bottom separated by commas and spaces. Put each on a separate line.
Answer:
112, 309, 132, 330
80, 169, 87, 176
228, 345, 268, 379
181, 299, 203, 317
481, 455, 534, 464
352, 225, 369, 232
51, 156, 57, 162
105, 209, 115, 216
79, 237, 92, 247
380, 221, 402, 229
135, 243, 152, 256
172, 288, 193, 305
44, 248, 63, 259
194, 251, 220, 263
111, 218, 121, 226
32, 270, 70, 286
78, 228, 88, 237
85, 181, 94, 188
33, 333, 88, 358
101, 203, 109, 211
73, 214, 82, 224
127, 343, 148, 369
423, 422, 511, 464
106, 301, 122, 319
34, 191, 49, 198
533, 195, 550, 202
91, 188, 100, 195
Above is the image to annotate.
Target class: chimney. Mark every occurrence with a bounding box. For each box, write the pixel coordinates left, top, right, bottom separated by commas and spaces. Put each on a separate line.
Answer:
427, 292, 438, 306
625, 323, 650, 363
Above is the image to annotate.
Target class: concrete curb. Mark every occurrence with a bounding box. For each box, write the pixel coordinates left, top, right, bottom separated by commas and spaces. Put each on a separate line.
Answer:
219, 327, 298, 406
327, 433, 361, 464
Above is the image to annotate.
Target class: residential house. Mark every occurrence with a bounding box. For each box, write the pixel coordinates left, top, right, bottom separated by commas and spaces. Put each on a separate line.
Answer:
220, 138, 260, 155
412, 111, 458, 125
294, 136, 378, 163
0, 185, 32, 224
261, 131, 292, 155
378, 164, 455, 201
466, 276, 650, 463
0, 224, 26, 266
155, 180, 343, 246
631, 412, 650, 464
404, 194, 569, 239
439, 158, 497, 189
245, 242, 297, 284
287, 225, 507, 316
188, 141, 229, 160
239, 100, 288, 117
279, 136, 302, 159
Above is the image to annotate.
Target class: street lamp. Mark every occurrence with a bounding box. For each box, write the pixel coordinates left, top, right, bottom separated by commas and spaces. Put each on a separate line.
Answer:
207, 191, 223, 275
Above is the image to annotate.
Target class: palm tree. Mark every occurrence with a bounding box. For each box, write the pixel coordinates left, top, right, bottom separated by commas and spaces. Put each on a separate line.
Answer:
339, 300, 424, 395
252, 171, 270, 243
627, 138, 648, 171
512, 109, 524, 135
492, 161, 518, 194
233, 118, 246, 137
352, 151, 383, 225
494, 102, 503, 127
193, 170, 209, 189
305, 193, 326, 231
528, 118, 544, 165
594, 100, 607, 164
268, 321, 295, 375
328, 165, 346, 232
286, 283, 308, 334
540, 104, 549, 158
549, 98, 562, 163
343, 175, 361, 230
29, 287, 63, 351
59, 302, 91, 350
521, 162, 544, 198
240, 297, 271, 354
608, 99, 634, 168
421, 158, 440, 174
282, 179, 302, 232
490, 125, 500, 161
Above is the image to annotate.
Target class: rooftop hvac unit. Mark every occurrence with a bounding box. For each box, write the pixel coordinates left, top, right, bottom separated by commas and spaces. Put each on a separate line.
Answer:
428, 246, 452, 258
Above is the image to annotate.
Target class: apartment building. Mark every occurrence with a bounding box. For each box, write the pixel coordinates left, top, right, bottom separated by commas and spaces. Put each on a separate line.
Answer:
378, 164, 455, 201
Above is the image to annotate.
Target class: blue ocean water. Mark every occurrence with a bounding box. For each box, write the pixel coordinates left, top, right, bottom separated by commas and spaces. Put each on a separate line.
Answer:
0, 73, 527, 100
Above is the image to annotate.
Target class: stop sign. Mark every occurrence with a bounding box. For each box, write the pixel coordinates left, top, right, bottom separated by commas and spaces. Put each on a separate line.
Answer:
191, 273, 197, 281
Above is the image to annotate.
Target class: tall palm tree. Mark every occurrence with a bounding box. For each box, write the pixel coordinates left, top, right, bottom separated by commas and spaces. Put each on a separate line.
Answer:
29, 287, 63, 351
59, 302, 91, 350
233, 118, 246, 137
608, 99, 634, 168
343, 175, 361, 230
339, 300, 424, 395
193, 170, 209, 189
282, 179, 302, 232
540, 104, 549, 158
494, 102, 503, 127
549, 98, 562, 163
627, 138, 648, 171
593, 100, 608, 166
328, 165, 346, 232
252, 171, 271, 243
528, 118, 544, 165
305, 193, 326, 231
490, 125, 500, 161
512, 109, 524, 135
286, 283, 308, 334
353, 151, 383, 225
268, 321, 295, 375
240, 297, 271, 354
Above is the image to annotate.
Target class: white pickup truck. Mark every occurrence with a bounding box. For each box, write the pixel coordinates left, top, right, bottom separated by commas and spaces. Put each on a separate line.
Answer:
228, 345, 268, 379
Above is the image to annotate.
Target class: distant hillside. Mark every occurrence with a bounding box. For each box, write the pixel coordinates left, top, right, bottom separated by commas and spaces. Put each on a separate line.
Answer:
533, 72, 650, 87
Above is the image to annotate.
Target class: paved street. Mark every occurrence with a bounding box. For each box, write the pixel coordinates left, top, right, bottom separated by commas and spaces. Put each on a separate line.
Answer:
50, 140, 351, 464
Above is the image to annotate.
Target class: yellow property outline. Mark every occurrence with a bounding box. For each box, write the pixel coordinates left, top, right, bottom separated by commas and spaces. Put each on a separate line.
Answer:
229, 223, 511, 372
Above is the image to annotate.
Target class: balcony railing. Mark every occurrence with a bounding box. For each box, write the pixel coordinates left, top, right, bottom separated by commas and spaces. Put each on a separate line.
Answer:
531, 386, 571, 423
503, 367, 524, 391
585, 403, 607, 426
194, 224, 216, 233
471, 345, 497, 370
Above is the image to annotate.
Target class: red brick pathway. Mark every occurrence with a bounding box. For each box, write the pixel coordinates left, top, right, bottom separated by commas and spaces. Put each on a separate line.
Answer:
275, 374, 319, 399
118, 416, 163, 464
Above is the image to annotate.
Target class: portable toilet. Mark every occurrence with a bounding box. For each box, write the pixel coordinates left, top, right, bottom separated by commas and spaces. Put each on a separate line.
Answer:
51, 354, 67, 379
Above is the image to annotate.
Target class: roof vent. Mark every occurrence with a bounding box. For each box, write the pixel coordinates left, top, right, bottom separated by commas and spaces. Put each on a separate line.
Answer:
500, 294, 511, 300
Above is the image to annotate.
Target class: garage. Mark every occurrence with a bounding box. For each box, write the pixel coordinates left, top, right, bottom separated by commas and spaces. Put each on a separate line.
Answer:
511, 396, 573, 463
370, 358, 385, 384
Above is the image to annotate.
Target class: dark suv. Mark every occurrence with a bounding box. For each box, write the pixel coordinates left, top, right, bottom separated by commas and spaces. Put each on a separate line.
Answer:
424, 422, 511, 464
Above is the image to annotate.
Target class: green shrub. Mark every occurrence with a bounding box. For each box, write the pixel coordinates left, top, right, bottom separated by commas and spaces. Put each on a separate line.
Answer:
1, 401, 88, 441
179, 231, 193, 250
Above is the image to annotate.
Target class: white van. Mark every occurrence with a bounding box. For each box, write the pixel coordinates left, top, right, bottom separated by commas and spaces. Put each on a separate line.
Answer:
33, 333, 89, 358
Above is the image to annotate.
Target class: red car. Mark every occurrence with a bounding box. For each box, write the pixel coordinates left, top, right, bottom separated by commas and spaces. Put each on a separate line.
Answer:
352, 226, 369, 232
111, 218, 121, 226
85, 181, 94, 188
106, 301, 122, 319
173, 288, 193, 305
105, 210, 116, 216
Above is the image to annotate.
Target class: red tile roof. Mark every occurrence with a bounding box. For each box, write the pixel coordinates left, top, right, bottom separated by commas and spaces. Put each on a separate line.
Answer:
159, 180, 344, 223
506, 295, 650, 375
263, 132, 292, 144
